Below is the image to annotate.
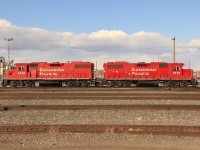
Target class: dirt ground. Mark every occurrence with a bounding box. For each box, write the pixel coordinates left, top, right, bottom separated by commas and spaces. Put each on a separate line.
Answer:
1, 133, 200, 150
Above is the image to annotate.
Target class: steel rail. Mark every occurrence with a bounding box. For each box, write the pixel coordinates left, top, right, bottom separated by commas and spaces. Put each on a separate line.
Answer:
0, 96, 200, 100
0, 87, 199, 92
0, 125, 200, 136
1, 104, 200, 111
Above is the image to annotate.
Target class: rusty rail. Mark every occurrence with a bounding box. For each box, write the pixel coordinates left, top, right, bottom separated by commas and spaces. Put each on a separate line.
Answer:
1, 104, 200, 111
1, 93, 200, 100
0, 125, 200, 136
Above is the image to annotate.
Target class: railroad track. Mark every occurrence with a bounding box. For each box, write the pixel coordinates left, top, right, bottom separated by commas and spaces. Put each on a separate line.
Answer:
0, 87, 199, 92
1, 104, 200, 111
0, 87, 161, 91
1, 92, 200, 100
0, 125, 200, 136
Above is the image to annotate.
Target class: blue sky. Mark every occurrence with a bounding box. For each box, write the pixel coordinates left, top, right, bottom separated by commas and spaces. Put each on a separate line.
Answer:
0, 0, 200, 40
0, 0, 200, 70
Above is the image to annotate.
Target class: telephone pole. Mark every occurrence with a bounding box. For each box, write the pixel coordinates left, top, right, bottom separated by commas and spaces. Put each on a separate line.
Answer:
189, 59, 190, 69
4, 38, 14, 69
172, 37, 176, 63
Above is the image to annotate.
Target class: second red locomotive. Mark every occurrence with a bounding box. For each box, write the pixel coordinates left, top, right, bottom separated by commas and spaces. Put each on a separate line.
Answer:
100, 61, 193, 87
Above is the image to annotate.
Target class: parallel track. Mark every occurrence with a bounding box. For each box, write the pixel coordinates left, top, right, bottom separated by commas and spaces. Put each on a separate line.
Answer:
1, 125, 200, 136
1, 104, 200, 111
1, 93, 200, 100
1, 87, 200, 139
0, 87, 199, 92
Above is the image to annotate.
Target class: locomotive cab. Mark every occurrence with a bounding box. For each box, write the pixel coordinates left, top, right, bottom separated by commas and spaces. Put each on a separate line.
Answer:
168, 63, 192, 80
6, 63, 29, 79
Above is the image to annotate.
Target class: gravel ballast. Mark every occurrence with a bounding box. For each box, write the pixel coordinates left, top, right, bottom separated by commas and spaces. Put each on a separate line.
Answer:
1, 99, 200, 105
1, 110, 200, 125
1, 88, 200, 149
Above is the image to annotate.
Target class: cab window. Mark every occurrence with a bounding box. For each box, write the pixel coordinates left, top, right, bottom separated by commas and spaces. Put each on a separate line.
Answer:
174, 66, 180, 71
18, 66, 24, 71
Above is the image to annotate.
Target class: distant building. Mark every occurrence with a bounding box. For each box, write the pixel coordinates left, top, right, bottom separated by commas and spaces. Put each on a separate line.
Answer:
193, 71, 200, 79
95, 69, 104, 78
0, 57, 5, 79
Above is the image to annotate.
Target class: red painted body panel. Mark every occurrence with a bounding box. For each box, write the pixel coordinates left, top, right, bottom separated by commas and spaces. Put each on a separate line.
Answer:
104, 62, 192, 80
6, 61, 94, 80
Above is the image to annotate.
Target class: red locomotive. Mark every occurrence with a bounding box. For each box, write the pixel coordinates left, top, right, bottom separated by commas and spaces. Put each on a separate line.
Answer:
3, 61, 94, 87
100, 61, 194, 87
1, 60, 196, 87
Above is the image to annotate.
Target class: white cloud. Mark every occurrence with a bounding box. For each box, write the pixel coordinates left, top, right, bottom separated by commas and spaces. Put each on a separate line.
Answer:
0, 19, 12, 26
0, 19, 200, 70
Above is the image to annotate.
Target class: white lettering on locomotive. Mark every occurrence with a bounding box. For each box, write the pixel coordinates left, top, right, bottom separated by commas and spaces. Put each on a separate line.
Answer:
132, 72, 149, 75
40, 72, 58, 76
132, 68, 156, 75
18, 72, 25, 75
173, 71, 181, 75
39, 68, 64, 72
132, 68, 157, 72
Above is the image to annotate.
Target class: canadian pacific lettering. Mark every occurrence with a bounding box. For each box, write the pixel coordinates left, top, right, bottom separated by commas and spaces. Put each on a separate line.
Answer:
132, 67, 157, 75
39, 68, 64, 72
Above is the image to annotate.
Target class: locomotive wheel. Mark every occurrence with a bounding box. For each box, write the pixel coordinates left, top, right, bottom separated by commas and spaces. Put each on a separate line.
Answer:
81, 82, 86, 87
82, 82, 90, 87
180, 81, 189, 88
164, 81, 172, 87
10, 81, 19, 87
183, 81, 189, 87
68, 81, 74, 87
115, 81, 122, 87
86, 82, 90, 87
114, 81, 119, 87
30, 82, 35, 87
98, 82, 103, 88
15, 81, 20, 87
10, 81, 16, 87
24, 82, 30, 87
180, 82, 184, 88
75, 82, 81, 87
108, 81, 114, 87
122, 82, 130, 87
136, 82, 140, 87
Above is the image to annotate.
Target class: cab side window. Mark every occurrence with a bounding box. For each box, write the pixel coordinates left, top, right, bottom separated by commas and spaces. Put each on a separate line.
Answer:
18, 66, 24, 71
174, 66, 180, 71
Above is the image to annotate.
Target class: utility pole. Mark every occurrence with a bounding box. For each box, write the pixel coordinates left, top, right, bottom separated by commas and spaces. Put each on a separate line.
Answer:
172, 37, 176, 63
189, 59, 190, 69
4, 38, 14, 69
95, 60, 98, 78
